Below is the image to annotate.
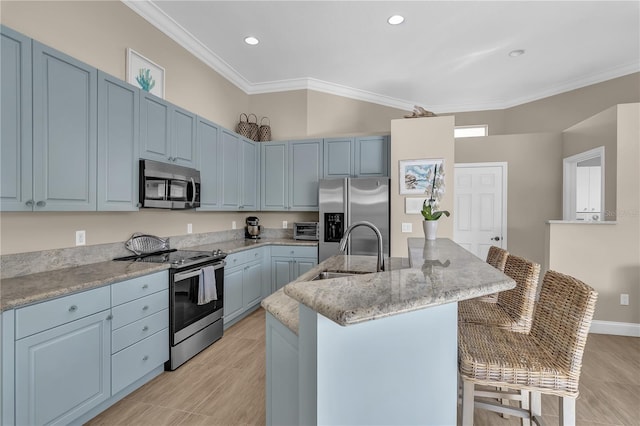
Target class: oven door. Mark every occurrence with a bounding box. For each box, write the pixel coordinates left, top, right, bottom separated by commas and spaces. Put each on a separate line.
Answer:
170, 261, 224, 346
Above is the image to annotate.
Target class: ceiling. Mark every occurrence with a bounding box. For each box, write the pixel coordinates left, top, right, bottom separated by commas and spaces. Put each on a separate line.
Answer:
124, 1, 640, 113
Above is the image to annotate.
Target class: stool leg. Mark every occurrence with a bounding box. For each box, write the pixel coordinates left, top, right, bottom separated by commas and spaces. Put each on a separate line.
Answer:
520, 390, 530, 426
501, 386, 510, 418
531, 392, 542, 419
559, 396, 576, 426
461, 379, 475, 426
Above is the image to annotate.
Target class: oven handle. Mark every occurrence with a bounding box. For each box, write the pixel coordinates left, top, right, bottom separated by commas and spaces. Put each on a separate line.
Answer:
173, 261, 226, 281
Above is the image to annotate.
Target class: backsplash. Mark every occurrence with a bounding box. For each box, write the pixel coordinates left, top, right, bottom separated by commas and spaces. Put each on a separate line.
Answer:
0, 228, 292, 279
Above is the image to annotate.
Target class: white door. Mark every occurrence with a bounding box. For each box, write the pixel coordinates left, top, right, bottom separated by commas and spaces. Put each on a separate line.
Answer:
454, 163, 507, 260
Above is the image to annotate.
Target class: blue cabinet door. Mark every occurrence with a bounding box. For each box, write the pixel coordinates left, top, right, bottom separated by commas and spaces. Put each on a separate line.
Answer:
139, 91, 171, 163
272, 258, 293, 292
354, 135, 389, 177
219, 129, 241, 209
224, 266, 244, 324
15, 311, 111, 425
289, 139, 322, 211
242, 261, 263, 309
32, 42, 97, 211
171, 105, 197, 168
261, 142, 288, 210
241, 137, 259, 210
1, 26, 32, 211
97, 71, 139, 211
323, 137, 354, 178
197, 116, 221, 210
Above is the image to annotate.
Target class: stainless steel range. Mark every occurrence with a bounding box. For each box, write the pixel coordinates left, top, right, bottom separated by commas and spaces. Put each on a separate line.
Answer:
114, 247, 227, 370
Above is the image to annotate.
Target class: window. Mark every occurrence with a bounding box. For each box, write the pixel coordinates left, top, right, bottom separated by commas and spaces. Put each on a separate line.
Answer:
454, 125, 488, 138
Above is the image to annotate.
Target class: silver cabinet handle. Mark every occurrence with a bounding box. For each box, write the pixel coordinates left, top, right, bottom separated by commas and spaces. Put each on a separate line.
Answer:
142, 325, 149, 331
106, 314, 113, 320
142, 284, 149, 289
142, 305, 149, 311
142, 355, 149, 361
491, 236, 501, 241
36, 200, 46, 207
69, 305, 78, 312
25, 200, 34, 207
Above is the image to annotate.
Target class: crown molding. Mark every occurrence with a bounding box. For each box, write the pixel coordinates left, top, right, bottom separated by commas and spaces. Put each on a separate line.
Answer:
122, 0, 640, 114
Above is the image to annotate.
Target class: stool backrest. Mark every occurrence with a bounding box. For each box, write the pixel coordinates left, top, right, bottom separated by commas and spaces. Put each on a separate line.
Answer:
530, 270, 598, 393
497, 255, 541, 333
486, 246, 508, 272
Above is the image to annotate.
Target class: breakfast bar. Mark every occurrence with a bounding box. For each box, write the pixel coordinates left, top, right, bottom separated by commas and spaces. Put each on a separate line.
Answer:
262, 238, 515, 425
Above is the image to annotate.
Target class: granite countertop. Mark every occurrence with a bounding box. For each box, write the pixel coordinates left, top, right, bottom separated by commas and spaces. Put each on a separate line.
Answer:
1, 238, 316, 312
261, 256, 410, 334
272, 238, 515, 329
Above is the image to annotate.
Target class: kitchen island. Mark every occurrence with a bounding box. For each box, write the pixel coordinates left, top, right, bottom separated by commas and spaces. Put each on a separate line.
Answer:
262, 238, 515, 425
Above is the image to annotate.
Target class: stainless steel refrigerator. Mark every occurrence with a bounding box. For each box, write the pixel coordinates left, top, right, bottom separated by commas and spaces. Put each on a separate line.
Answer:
319, 177, 390, 262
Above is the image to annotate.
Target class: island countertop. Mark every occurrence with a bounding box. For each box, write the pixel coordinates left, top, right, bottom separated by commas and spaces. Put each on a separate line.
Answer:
281, 238, 515, 327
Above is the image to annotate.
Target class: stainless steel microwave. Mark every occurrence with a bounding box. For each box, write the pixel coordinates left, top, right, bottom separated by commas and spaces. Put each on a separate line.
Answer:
139, 159, 201, 209
294, 222, 319, 240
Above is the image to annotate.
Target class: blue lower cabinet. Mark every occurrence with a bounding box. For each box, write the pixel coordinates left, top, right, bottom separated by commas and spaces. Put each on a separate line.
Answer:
15, 310, 111, 426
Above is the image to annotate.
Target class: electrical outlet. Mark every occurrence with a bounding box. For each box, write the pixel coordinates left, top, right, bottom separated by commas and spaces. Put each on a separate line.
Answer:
620, 294, 629, 305
282, 221, 288, 229
75, 230, 86, 246
187, 223, 193, 234
232, 221, 237, 230
401, 223, 413, 233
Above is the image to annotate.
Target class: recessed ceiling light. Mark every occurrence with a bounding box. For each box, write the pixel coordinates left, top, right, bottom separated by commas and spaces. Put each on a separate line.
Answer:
244, 36, 259, 46
387, 15, 405, 25
509, 49, 525, 57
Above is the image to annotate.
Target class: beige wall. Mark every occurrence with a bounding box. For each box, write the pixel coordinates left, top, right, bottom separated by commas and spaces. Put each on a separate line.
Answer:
390, 116, 455, 257
547, 104, 639, 324
455, 133, 564, 267
451, 73, 640, 135
562, 107, 617, 220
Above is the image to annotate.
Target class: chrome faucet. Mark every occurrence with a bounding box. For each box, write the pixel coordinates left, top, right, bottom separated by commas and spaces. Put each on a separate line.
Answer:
339, 221, 385, 272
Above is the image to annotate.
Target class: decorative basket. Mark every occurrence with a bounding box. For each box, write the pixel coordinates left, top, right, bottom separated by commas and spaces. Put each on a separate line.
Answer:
247, 113, 259, 141
258, 117, 272, 141
236, 113, 252, 139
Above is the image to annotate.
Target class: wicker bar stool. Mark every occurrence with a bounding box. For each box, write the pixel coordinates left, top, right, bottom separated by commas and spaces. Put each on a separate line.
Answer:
458, 254, 540, 333
476, 246, 509, 303
458, 270, 598, 425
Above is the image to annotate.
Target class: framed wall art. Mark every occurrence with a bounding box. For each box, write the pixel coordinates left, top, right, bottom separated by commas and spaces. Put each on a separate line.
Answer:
126, 48, 165, 98
398, 158, 444, 196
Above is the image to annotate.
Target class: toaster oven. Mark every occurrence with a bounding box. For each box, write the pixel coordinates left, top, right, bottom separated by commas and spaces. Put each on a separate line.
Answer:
293, 222, 319, 241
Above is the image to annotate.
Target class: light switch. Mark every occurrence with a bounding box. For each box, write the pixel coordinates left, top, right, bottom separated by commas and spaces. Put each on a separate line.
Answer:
401, 223, 413, 233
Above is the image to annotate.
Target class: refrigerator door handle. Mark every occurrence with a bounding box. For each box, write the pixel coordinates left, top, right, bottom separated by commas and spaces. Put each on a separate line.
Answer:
344, 178, 351, 254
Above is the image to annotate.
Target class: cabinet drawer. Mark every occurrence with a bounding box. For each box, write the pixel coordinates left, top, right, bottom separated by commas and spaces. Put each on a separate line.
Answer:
226, 247, 263, 268
111, 290, 168, 330
112, 328, 169, 395
16, 286, 110, 339
271, 245, 317, 259
111, 271, 168, 306
112, 308, 168, 353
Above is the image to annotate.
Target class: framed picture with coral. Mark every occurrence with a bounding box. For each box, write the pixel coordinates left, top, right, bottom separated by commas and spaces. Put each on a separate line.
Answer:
398, 158, 445, 198
126, 48, 165, 98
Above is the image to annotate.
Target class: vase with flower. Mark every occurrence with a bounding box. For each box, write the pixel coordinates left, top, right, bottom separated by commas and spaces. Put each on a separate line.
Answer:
421, 164, 450, 240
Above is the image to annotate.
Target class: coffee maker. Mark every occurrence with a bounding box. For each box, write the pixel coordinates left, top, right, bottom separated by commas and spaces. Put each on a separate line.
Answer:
245, 216, 261, 239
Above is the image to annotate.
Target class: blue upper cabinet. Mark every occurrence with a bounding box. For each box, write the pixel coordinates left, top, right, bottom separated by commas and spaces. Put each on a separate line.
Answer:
32, 41, 98, 211
323, 135, 389, 178
219, 129, 241, 209
323, 137, 354, 178
139, 92, 197, 168
289, 139, 322, 211
261, 142, 288, 210
354, 135, 389, 177
0, 26, 32, 211
241, 137, 260, 211
139, 92, 171, 163
171, 105, 197, 168
196, 116, 221, 210
97, 71, 140, 211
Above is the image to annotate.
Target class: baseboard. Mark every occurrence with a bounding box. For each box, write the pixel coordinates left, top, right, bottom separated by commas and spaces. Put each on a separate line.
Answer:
590, 320, 640, 337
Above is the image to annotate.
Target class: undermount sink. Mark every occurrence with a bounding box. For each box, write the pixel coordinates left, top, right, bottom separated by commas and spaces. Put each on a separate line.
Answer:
310, 270, 370, 281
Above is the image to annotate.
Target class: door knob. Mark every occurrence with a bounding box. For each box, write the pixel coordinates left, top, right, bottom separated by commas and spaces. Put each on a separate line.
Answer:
491, 236, 501, 241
